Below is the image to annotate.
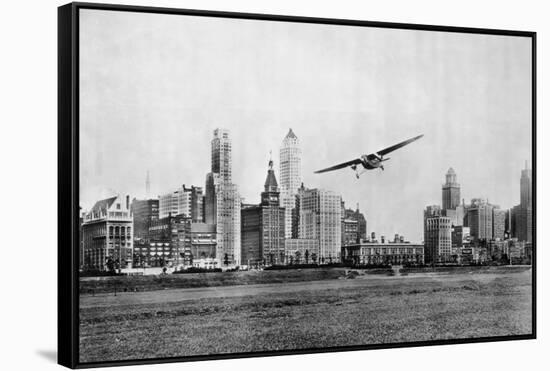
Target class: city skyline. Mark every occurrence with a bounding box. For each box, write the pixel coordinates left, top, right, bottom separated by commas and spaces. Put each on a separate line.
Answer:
80, 124, 531, 242
79, 9, 532, 241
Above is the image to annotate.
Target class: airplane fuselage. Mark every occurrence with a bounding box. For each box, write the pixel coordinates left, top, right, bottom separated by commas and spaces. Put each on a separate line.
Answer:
360, 153, 385, 170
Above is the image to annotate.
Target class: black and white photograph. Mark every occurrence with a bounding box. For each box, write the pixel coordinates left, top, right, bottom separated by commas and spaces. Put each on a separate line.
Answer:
59, 2, 535, 368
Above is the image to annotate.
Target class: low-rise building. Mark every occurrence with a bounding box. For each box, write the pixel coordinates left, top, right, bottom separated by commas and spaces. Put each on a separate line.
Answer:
185, 222, 217, 268
284, 239, 319, 264
82, 195, 133, 271
342, 241, 424, 265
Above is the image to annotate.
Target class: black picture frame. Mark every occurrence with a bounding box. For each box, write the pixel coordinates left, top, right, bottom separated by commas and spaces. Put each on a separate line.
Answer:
58, 2, 537, 369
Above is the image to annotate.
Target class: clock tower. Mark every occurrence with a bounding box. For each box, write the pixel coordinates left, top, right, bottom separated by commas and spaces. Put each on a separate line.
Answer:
261, 159, 280, 206
242, 158, 286, 266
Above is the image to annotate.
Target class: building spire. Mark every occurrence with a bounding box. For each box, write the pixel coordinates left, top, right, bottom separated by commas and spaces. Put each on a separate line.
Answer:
145, 170, 150, 198
285, 128, 297, 139
264, 157, 278, 191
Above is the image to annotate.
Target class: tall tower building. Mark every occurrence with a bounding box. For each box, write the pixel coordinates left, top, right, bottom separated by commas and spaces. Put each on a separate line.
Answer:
442, 168, 460, 210
513, 161, 533, 243
279, 128, 302, 238
211, 128, 232, 182
241, 159, 286, 266
205, 128, 241, 266
520, 160, 532, 209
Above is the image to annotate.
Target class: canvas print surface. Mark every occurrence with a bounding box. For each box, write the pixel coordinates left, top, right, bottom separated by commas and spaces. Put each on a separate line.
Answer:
78, 8, 533, 363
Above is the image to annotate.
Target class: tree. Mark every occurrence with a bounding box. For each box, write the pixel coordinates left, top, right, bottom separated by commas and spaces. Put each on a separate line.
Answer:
105, 257, 116, 273
224, 253, 230, 266
311, 253, 317, 264
305, 249, 310, 264
295, 251, 302, 264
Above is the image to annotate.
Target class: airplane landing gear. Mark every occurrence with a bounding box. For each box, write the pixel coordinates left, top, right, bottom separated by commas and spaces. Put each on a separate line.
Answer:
354, 167, 366, 179
380, 165, 385, 171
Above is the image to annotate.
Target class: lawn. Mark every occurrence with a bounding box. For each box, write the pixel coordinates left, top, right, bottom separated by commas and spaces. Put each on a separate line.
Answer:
79, 268, 532, 363
79, 268, 355, 295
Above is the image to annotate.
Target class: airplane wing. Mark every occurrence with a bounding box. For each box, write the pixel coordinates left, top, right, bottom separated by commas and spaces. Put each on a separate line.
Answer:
377, 134, 424, 156
314, 158, 362, 174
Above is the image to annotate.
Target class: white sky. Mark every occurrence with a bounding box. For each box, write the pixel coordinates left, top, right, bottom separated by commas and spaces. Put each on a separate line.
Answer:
79, 9, 532, 242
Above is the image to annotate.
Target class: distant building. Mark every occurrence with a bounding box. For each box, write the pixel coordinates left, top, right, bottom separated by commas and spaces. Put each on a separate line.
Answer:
186, 222, 217, 269
442, 167, 461, 210
442, 206, 465, 227
451, 225, 470, 249
465, 198, 494, 241
131, 198, 159, 239
279, 129, 302, 239
298, 187, 342, 262
241, 160, 286, 266
520, 161, 532, 209
342, 241, 424, 265
342, 218, 360, 246
79, 208, 84, 269
342, 204, 367, 242
424, 211, 452, 263
82, 195, 133, 271
511, 162, 533, 243
204, 128, 241, 266
134, 214, 188, 267
159, 185, 203, 221
440, 168, 464, 226
284, 239, 319, 264
492, 208, 506, 240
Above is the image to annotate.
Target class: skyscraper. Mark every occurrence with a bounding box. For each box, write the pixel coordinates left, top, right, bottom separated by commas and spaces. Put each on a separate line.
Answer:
241, 159, 286, 266
211, 128, 232, 182
158, 184, 204, 221
492, 208, 506, 241
442, 167, 460, 210
424, 205, 452, 264
520, 160, 532, 209
279, 128, 302, 238
513, 162, 533, 243
298, 188, 342, 262
465, 198, 494, 241
205, 128, 241, 266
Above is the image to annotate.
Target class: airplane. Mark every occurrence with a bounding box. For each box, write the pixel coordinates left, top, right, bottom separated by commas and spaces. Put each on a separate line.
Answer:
314, 134, 424, 178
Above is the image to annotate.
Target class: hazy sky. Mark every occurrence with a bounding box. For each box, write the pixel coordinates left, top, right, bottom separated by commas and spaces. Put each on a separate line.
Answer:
79, 9, 532, 242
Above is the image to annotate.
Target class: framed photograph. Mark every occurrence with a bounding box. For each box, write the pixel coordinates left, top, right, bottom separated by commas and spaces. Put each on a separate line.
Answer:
58, 2, 536, 368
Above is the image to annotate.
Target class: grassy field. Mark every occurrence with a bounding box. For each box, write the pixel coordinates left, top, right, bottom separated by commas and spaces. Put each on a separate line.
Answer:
79, 265, 529, 295
79, 267, 532, 363
79, 267, 396, 294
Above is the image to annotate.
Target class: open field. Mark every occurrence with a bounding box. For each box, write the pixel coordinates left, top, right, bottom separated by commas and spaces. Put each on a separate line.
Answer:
79, 267, 532, 363
79, 267, 390, 294
79, 265, 529, 295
